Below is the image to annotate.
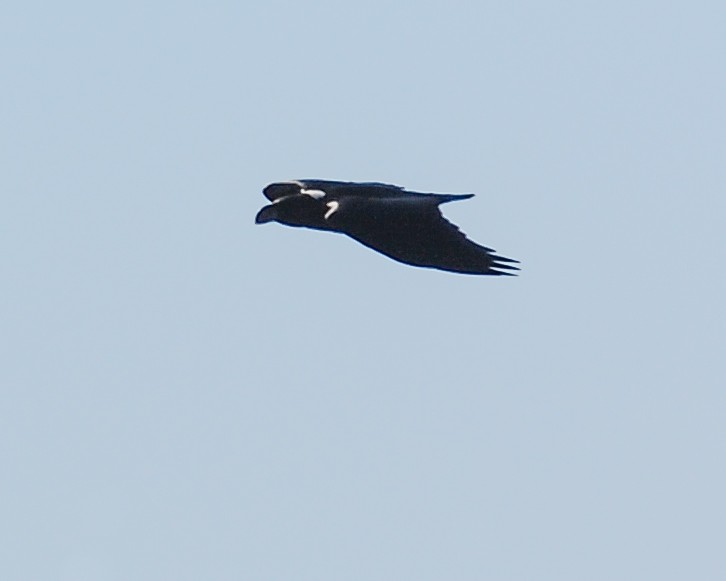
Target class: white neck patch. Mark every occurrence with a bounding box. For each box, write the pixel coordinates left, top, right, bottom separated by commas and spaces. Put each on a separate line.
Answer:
324, 201, 339, 219
300, 188, 326, 199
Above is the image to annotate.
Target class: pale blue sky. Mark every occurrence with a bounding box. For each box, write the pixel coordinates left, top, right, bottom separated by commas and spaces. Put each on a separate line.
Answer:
2, 1, 725, 579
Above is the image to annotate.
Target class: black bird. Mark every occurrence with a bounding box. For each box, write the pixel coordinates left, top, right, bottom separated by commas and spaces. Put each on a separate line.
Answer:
255, 179, 519, 275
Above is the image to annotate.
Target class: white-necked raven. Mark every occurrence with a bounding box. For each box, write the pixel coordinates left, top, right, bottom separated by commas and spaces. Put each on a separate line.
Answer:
255, 180, 519, 275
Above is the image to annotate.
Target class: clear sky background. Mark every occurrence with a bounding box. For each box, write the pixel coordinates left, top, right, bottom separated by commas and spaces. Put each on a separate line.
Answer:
2, 1, 725, 579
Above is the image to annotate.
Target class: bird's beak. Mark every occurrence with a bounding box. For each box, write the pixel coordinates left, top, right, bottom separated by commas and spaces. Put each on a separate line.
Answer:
255, 204, 277, 224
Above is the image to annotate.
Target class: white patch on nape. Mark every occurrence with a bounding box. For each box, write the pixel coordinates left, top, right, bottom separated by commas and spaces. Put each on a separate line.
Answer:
324, 200, 339, 219
300, 188, 326, 199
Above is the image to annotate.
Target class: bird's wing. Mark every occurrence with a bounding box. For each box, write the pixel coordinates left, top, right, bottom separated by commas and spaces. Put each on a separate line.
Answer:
262, 181, 305, 202
263, 180, 406, 202
298, 180, 406, 197
334, 198, 519, 275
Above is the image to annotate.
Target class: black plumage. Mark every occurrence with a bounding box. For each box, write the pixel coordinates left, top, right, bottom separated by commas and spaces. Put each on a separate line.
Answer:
255, 179, 519, 275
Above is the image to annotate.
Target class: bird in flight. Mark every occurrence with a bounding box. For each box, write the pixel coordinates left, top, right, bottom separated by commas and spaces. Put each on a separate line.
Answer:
255, 179, 519, 276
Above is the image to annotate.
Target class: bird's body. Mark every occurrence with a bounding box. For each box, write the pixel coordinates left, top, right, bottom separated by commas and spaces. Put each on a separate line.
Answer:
255, 180, 519, 275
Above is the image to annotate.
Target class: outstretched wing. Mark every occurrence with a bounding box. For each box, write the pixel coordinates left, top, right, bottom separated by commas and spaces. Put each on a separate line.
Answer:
331, 197, 519, 275
264, 179, 409, 201
262, 181, 304, 202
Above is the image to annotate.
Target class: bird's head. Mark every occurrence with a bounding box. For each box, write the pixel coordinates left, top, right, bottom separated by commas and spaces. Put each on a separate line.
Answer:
255, 193, 336, 230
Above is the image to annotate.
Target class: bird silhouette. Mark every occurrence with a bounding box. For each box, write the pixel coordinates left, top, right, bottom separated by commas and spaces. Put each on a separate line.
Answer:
255, 180, 519, 275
